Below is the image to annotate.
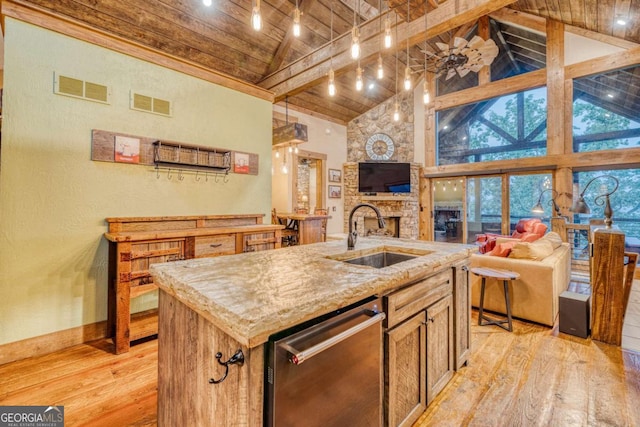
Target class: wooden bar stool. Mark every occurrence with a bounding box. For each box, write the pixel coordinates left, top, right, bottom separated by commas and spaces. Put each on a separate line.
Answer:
471, 267, 520, 332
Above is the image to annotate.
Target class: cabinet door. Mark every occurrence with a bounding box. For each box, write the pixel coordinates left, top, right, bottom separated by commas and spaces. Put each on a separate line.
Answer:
453, 262, 471, 369
241, 231, 277, 253
426, 295, 454, 404
385, 312, 426, 427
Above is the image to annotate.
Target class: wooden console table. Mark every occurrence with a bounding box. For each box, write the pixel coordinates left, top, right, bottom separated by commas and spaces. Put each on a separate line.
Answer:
104, 214, 283, 353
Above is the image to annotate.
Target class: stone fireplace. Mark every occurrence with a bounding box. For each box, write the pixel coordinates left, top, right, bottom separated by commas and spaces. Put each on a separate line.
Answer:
364, 216, 400, 237
343, 162, 420, 240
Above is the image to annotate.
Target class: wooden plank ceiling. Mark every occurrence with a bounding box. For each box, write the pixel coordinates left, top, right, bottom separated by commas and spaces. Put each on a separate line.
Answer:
9, 0, 640, 124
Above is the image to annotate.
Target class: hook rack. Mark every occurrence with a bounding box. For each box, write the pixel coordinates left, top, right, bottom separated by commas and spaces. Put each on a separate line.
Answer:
209, 349, 245, 384
154, 165, 230, 182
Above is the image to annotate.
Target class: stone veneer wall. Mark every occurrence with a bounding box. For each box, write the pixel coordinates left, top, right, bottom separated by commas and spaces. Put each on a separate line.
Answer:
296, 162, 310, 210
343, 93, 419, 239
343, 162, 420, 239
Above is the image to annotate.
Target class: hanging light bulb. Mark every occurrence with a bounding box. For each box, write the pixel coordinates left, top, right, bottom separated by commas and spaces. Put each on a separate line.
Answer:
355, 66, 363, 91
203, 0, 212, 6
282, 151, 288, 174
328, 2, 336, 97
423, 80, 430, 104
288, 144, 293, 153
351, 26, 360, 59
328, 68, 336, 97
275, 150, 280, 158
393, 101, 400, 122
403, 0, 411, 91
377, 55, 384, 79
251, 0, 262, 31
292, 3, 301, 37
404, 66, 412, 91
294, 146, 299, 154
384, 15, 392, 48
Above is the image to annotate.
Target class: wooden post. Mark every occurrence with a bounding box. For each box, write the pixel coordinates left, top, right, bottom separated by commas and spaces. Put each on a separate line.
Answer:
590, 228, 626, 345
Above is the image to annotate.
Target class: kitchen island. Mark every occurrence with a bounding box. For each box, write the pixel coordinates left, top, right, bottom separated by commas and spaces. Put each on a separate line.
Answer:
150, 236, 476, 426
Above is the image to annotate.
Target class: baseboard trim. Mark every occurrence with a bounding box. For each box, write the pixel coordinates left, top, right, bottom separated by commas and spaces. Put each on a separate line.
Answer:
0, 321, 109, 365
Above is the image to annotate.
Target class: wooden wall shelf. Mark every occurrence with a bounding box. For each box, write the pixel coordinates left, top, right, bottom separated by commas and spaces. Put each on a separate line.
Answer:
153, 141, 231, 173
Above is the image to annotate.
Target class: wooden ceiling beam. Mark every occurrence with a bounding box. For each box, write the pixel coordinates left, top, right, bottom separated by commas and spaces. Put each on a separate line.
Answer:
264, 0, 314, 76
340, 0, 380, 20
261, 0, 517, 101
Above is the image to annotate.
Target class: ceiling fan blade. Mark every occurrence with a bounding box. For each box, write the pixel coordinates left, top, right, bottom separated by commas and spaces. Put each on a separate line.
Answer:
453, 37, 468, 49
446, 68, 457, 80
467, 35, 485, 49
469, 64, 484, 72
436, 42, 450, 52
457, 67, 471, 77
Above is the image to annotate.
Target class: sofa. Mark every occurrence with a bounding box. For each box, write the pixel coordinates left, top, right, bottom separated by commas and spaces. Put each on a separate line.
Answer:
470, 231, 571, 326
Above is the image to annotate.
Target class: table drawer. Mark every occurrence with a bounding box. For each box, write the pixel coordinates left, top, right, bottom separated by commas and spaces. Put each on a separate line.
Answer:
194, 234, 237, 257
385, 269, 453, 328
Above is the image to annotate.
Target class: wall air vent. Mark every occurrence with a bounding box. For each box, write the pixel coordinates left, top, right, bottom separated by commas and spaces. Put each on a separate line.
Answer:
54, 73, 110, 104
130, 92, 172, 117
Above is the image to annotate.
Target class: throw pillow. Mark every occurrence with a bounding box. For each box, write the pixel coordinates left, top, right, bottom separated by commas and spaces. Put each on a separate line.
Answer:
509, 239, 554, 260
540, 231, 563, 249
489, 241, 516, 257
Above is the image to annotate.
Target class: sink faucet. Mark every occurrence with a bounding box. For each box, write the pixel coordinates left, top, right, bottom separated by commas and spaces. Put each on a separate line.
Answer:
348, 203, 386, 250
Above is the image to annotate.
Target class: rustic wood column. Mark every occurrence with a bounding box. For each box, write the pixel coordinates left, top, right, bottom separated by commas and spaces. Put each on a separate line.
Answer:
591, 228, 626, 345
546, 19, 565, 156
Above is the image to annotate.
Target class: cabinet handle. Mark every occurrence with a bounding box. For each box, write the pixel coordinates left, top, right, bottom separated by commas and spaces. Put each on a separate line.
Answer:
210, 244, 223, 248
461, 265, 468, 271
423, 317, 435, 325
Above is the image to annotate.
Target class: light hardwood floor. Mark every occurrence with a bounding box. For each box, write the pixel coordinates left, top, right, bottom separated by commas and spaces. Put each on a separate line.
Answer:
0, 312, 639, 426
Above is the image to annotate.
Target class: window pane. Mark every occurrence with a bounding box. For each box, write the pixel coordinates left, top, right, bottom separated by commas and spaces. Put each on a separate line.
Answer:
437, 87, 547, 165
511, 174, 552, 230
466, 177, 502, 242
572, 65, 640, 152
490, 20, 547, 81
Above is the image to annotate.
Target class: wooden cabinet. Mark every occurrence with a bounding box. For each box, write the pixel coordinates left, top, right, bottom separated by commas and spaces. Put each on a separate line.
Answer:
384, 268, 454, 427
104, 214, 282, 354
425, 295, 454, 404
453, 261, 471, 369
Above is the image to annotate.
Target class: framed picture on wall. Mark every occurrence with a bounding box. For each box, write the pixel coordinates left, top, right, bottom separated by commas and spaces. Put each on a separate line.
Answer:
328, 185, 341, 199
328, 168, 342, 183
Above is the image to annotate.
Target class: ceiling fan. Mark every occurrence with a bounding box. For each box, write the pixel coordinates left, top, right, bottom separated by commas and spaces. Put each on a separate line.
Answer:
424, 35, 499, 80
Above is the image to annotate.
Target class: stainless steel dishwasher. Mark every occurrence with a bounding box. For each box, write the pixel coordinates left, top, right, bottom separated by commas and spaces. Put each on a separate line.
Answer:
265, 296, 385, 427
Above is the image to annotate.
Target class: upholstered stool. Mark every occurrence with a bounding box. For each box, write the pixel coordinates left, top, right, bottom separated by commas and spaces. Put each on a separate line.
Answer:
471, 267, 520, 332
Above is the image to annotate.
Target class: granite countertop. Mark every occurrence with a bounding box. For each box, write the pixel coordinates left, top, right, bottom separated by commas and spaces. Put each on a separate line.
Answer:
150, 236, 477, 348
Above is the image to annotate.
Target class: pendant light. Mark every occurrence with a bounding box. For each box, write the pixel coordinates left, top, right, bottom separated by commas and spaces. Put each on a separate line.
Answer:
292, 0, 301, 37
393, 14, 400, 122
251, 0, 262, 31
403, 0, 412, 91
423, 9, 430, 104
350, 1, 360, 59
356, 62, 363, 91
376, 0, 384, 80
328, 1, 336, 97
384, 13, 392, 48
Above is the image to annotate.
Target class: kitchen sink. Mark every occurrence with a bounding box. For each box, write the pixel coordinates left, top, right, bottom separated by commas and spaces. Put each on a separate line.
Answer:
344, 251, 417, 268
326, 245, 433, 269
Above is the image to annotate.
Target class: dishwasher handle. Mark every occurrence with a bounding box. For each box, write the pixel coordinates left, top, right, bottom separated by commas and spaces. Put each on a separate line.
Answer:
284, 311, 385, 365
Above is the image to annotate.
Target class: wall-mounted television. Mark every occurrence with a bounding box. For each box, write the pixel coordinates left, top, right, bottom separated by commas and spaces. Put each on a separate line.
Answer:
358, 162, 411, 193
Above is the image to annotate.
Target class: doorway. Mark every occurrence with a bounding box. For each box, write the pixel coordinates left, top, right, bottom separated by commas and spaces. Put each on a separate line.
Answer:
293, 150, 326, 212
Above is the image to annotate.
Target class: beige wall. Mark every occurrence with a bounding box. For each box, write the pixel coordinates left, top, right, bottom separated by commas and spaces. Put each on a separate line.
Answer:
0, 19, 273, 345
271, 105, 347, 234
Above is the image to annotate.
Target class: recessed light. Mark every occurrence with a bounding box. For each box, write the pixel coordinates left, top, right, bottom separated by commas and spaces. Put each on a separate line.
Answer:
616, 18, 627, 26
368, 83, 375, 90
607, 93, 614, 98
443, 125, 449, 130
203, 0, 212, 6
